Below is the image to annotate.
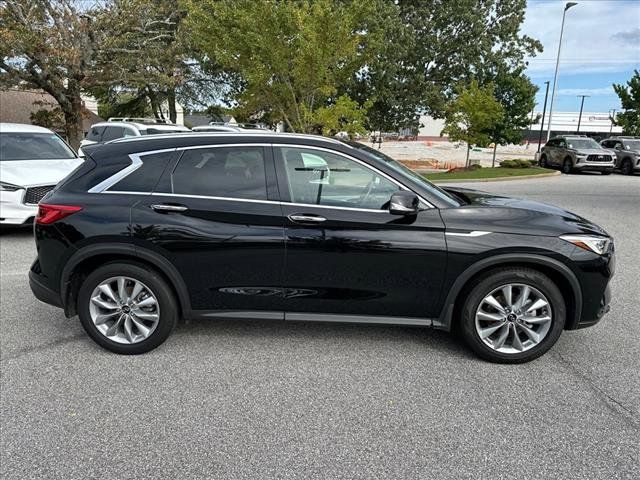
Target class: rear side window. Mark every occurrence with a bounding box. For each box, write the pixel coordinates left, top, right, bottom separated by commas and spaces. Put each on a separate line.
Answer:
167, 146, 267, 200
86, 126, 105, 141
109, 151, 175, 192
102, 127, 124, 141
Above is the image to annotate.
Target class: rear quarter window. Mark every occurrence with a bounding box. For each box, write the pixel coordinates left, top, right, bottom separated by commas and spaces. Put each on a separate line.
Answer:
109, 151, 175, 192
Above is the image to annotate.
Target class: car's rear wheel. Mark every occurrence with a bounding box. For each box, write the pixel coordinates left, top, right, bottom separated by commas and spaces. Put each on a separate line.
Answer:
562, 158, 573, 174
459, 267, 565, 363
77, 262, 177, 354
620, 159, 633, 175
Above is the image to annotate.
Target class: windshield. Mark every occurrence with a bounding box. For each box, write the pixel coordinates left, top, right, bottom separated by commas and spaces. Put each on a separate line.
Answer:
566, 138, 600, 149
346, 141, 461, 207
0, 132, 76, 161
623, 139, 640, 151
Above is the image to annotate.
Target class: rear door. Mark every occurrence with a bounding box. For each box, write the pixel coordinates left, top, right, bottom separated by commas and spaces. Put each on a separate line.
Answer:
274, 145, 447, 321
130, 143, 286, 315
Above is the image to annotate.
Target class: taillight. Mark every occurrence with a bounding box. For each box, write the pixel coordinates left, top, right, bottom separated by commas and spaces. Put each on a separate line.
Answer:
35, 204, 83, 225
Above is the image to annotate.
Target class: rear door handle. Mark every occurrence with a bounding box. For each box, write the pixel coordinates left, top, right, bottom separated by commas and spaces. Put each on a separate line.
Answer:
151, 204, 188, 213
288, 213, 327, 224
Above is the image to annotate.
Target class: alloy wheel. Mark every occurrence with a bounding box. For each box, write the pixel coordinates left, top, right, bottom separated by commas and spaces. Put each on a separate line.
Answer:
474, 283, 553, 354
89, 276, 160, 344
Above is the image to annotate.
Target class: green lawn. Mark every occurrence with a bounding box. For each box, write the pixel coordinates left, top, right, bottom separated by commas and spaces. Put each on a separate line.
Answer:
424, 166, 555, 181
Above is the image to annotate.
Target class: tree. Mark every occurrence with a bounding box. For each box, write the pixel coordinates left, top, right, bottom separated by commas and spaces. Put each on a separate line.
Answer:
485, 68, 538, 166
0, 1, 97, 149
183, 0, 385, 133
441, 80, 504, 167
350, 0, 541, 131
613, 70, 640, 136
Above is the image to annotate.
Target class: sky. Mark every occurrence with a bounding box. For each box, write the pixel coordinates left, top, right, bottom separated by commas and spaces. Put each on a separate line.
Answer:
521, 0, 640, 113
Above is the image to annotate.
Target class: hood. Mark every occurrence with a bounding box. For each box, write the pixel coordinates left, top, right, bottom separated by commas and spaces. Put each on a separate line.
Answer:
572, 148, 611, 156
0, 159, 84, 187
442, 186, 609, 237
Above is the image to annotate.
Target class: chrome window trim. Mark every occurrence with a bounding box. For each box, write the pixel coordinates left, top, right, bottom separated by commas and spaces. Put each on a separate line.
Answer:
89, 141, 434, 210
445, 231, 492, 237
88, 148, 176, 193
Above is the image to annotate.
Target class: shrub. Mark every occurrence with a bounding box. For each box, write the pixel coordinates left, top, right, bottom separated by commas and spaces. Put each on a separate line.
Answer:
514, 159, 531, 168
529, 159, 539, 167
469, 163, 483, 170
500, 160, 517, 168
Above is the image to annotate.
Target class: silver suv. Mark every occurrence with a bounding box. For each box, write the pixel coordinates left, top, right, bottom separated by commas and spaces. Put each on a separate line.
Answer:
539, 135, 615, 175
600, 136, 640, 175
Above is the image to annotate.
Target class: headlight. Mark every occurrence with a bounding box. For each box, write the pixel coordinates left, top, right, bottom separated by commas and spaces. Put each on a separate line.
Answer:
0, 181, 23, 192
560, 234, 611, 255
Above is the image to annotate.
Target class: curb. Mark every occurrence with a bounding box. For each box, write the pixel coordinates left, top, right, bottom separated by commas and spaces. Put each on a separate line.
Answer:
428, 171, 561, 183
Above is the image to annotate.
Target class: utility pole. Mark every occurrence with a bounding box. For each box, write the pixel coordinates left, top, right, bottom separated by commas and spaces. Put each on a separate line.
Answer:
537, 81, 550, 153
547, 2, 578, 142
576, 95, 589, 133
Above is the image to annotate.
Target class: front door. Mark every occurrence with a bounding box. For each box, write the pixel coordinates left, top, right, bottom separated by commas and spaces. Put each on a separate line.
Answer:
274, 145, 447, 321
131, 144, 286, 314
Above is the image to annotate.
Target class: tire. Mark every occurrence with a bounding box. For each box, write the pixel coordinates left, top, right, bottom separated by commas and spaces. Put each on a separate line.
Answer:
77, 262, 178, 354
459, 267, 566, 363
620, 159, 633, 176
562, 158, 573, 174
539, 154, 548, 168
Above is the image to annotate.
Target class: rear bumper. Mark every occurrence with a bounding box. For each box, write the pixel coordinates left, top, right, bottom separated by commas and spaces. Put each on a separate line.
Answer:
29, 270, 62, 308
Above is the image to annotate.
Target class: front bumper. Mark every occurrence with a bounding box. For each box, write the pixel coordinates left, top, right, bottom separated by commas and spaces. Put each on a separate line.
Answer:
573, 162, 614, 172
0, 189, 37, 224
574, 283, 611, 329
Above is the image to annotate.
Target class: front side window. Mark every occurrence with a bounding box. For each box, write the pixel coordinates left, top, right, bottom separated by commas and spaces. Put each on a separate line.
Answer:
169, 146, 267, 200
0, 133, 76, 160
277, 147, 400, 210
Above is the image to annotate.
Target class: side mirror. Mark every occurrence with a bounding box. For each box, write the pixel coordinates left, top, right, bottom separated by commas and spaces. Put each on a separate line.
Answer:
389, 191, 419, 215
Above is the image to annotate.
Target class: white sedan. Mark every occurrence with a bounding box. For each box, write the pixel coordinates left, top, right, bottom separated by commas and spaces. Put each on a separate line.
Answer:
0, 123, 83, 225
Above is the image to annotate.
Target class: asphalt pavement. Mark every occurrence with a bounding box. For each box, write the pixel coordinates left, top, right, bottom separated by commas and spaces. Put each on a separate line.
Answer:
1, 173, 638, 479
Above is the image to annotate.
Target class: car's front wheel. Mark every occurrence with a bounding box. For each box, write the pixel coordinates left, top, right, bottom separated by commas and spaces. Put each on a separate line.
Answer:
562, 158, 573, 174
460, 267, 566, 363
620, 159, 634, 175
77, 262, 178, 354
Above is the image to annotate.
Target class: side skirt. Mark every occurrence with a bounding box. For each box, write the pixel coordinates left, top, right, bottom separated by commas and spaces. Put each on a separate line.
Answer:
189, 310, 432, 327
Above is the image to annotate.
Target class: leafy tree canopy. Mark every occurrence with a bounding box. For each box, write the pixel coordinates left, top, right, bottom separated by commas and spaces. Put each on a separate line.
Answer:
613, 69, 640, 136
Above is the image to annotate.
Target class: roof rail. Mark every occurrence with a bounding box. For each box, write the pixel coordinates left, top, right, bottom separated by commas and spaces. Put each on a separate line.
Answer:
107, 117, 174, 125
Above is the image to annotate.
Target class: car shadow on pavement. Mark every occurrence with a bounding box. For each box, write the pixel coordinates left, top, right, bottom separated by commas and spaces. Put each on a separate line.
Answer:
171, 316, 474, 359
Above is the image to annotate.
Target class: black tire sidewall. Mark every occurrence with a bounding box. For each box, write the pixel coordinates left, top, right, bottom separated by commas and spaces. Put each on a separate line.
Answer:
562, 159, 572, 174
621, 159, 632, 175
460, 268, 566, 363
77, 262, 178, 354
540, 155, 547, 168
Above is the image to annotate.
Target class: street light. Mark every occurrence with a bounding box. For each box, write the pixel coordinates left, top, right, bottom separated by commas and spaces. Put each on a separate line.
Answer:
546, 1, 578, 141
576, 94, 589, 133
537, 81, 550, 153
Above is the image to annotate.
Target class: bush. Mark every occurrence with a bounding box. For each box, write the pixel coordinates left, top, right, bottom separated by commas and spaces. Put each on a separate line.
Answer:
529, 159, 539, 167
469, 163, 483, 170
515, 159, 531, 168
500, 160, 517, 168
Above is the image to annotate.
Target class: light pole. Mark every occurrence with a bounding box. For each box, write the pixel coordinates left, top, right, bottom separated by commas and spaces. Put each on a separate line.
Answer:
537, 81, 550, 153
546, 1, 578, 141
576, 95, 589, 133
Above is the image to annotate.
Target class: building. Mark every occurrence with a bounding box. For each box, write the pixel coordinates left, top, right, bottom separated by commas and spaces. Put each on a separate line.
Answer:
0, 89, 103, 137
525, 111, 622, 143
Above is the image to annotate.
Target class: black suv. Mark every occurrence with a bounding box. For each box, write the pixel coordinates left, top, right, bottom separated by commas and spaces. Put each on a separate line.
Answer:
29, 133, 614, 363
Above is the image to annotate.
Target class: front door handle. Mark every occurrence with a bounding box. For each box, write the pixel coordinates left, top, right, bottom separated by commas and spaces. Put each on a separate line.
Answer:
288, 213, 327, 224
151, 204, 188, 213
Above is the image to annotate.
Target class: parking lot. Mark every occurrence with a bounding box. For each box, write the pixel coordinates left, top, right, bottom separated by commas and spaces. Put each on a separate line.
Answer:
1, 173, 638, 479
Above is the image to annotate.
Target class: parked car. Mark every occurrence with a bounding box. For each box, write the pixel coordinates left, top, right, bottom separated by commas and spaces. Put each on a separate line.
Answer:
29, 132, 614, 363
79, 118, 190, 156
539, 135, 615, 174
0, 123, 83, 225
600, 136, 640, 175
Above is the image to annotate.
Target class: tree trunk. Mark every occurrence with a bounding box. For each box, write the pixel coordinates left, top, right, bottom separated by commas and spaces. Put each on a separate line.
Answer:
465, 143, 471, 167
147, 87, 163, 120
62, 93, 84, 151
167, 88, 177, 123
492, 143, 497, 167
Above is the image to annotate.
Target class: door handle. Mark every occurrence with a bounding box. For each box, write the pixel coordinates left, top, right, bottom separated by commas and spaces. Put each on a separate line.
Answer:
288, 213, 326, 224
151, 204, 188, 213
